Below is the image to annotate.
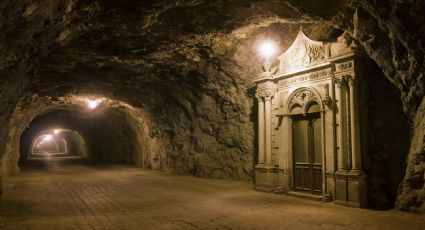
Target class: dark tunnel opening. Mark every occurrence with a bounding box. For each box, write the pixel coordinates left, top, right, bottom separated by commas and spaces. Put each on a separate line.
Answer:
18, 103, 141, 167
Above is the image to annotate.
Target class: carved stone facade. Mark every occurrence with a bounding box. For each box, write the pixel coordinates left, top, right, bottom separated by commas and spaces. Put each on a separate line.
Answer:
253, 30, 369, 208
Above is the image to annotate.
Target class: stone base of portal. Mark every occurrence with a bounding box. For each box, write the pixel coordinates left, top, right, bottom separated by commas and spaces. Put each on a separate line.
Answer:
334, 170, 368, 208
254, 164, 285, 193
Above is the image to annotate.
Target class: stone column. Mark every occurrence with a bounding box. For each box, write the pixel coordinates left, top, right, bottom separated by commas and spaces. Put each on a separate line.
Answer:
257, 96, 265, 164
348, 77, 360, 171
264, 96, 272, 164
336, 78, 347, 171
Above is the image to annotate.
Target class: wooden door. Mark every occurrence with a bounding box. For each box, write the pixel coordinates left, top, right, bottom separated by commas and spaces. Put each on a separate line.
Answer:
293, 113, 322, 194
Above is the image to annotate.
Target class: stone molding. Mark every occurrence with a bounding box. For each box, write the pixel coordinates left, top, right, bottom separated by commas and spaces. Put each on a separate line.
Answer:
288, 88, 318, 110
277, 69, 331, 87
336, 60, 354, 71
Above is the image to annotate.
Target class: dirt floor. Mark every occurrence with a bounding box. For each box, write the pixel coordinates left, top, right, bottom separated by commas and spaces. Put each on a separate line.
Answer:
0, 157, 424, 230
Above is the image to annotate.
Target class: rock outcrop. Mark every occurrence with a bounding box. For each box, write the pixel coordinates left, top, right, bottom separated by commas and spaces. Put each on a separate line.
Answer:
0, 0, 424, 211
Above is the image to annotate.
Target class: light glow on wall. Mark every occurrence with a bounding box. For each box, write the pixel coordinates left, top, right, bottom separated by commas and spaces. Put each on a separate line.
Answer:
259, 40, 277, 58
86, 99, 102, 110
43, 135, 53, 141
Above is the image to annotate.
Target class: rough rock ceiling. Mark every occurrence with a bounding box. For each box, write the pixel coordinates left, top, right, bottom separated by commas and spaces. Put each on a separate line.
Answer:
0, 0, 424, 211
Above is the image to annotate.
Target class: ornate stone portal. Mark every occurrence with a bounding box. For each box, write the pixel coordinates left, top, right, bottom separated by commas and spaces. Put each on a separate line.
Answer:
254, 31, 368, 208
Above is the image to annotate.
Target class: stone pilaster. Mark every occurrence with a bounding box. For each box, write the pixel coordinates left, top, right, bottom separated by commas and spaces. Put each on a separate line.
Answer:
256, 94, 265, 164
264, 95, 273, 164
347, 77, 360, 171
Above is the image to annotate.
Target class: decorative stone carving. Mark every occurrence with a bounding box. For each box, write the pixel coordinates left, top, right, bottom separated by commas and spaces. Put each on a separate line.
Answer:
255, 90, 275, 99
346, 76, 356, 86
336, 61, 354, 71
278, 69, 330, 87
257, 83, 268, 90
254, 27, 368, 209
322, 84, 333, 109
289, 89, 317, 109
278, 31, 326, 74
335, 77, 346, 88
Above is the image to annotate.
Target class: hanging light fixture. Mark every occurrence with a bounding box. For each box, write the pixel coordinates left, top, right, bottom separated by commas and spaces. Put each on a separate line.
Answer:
86, 99, 102, 110
258, 40, 277, 58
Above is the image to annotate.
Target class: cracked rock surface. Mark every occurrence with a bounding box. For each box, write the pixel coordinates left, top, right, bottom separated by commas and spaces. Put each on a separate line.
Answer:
0, 0, 424, 211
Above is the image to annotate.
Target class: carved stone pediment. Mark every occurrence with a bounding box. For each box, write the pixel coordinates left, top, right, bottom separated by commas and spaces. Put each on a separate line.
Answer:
277, 69, 331, 87
278, 31, 327, 74
289, 89, 317, 108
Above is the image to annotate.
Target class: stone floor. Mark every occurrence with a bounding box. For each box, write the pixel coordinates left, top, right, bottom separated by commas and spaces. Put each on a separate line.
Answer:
0, 157, 424, 230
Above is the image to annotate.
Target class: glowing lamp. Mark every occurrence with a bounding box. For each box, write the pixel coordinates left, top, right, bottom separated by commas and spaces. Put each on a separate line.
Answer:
54, 129, 60, 134
87, 100, 100, 109
43, 135, 52, 141
259, 40, 277, 58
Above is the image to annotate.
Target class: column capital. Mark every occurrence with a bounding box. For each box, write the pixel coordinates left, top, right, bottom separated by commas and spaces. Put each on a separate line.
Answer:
335, 78, 347, 88
347, 76, 356, 86
255, 93, 264, 100
255, 90, 275, 100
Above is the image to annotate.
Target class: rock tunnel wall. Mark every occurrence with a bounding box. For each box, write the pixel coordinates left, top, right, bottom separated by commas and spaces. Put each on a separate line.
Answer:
363, 60, 411, 209
0, 90, 253, 181
0, 94, 156, 174
0, 0, 424, 211
64, 131, 88, 157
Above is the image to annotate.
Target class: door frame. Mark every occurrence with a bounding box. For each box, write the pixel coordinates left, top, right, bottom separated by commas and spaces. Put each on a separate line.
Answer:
285, 87, 327, 198
291, 112, 322, 194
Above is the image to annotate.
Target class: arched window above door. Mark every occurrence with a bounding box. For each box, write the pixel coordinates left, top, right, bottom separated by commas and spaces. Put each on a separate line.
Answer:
288, 88, 321, 115
306, 101, 321, 113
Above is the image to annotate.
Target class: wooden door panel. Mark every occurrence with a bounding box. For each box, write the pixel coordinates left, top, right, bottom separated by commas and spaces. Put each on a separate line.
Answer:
295, 164, 311, 191
312, 166, 322, 192
293, 120, 309, 163
293, 114, 323, 194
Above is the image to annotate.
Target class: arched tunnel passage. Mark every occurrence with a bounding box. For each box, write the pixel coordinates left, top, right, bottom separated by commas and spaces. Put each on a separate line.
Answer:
23, 129, 88, 159
31, 134, 68, 156
0, 3, 424, 228
17, 101, 142, 166
1, 95, 164, 176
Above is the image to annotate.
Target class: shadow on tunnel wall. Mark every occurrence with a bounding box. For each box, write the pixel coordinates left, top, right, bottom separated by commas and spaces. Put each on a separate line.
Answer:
248, 86, 258, 184
85, 108, 137, 164
363, 60, 411, 210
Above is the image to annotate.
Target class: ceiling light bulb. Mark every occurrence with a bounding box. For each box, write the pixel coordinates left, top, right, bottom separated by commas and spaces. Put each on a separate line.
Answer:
259, 40, 277, 58
44, 135, 52, 141
87, 100, 100, 109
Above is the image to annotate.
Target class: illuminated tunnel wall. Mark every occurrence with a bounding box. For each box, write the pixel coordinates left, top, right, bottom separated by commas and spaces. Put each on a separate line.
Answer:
31, 134, 65, 154
25, 129, 88, 159
0, 94, 160, 177
19, 107, 137, 164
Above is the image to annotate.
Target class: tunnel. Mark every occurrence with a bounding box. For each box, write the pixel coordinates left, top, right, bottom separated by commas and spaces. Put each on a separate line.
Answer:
8, 96, 159, 169
0, 0, 425, 229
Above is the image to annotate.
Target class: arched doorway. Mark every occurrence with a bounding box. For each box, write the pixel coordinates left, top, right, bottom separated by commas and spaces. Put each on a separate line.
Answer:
287, 88, 324, 195
291, 102, 322, 194
284, 87, 325, 197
